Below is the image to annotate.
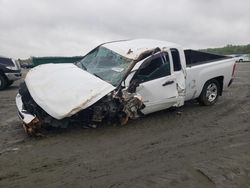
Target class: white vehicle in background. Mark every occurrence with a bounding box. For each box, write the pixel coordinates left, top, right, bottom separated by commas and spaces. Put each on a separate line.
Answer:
238, 54, 250, 62
16, 39, 236, 136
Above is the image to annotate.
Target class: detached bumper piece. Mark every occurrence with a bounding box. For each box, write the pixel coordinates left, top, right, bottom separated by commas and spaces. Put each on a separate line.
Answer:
16, 94, 43, 136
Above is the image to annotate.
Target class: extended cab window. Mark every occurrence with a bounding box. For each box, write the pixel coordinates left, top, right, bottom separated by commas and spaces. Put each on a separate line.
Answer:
171, 48, 182, 71
133, 52, 171, 83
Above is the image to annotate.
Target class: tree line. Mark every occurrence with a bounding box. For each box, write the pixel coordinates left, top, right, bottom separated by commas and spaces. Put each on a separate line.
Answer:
201, 44, 250, 55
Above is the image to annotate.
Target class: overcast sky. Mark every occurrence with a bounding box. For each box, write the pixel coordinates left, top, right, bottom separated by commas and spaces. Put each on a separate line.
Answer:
0, 0, 249, 58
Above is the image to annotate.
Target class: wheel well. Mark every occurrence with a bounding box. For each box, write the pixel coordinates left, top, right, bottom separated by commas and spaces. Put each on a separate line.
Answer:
208, 76, 224, 96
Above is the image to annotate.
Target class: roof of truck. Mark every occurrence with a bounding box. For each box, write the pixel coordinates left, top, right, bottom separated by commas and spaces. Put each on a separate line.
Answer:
103, 39, 181, 60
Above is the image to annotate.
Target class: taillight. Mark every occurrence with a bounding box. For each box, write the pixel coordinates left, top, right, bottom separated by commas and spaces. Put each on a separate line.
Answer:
232, 63, 236, 77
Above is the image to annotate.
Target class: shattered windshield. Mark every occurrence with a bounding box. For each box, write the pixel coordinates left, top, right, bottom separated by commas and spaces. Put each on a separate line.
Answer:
77, 46, 132, 86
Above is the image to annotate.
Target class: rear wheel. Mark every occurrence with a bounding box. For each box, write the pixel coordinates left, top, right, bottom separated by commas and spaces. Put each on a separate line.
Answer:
198, 79, 220, 106
0, 74, 8, 90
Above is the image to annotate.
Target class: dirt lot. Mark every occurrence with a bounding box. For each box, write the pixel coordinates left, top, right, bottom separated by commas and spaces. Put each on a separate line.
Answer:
0, 63, 250, 188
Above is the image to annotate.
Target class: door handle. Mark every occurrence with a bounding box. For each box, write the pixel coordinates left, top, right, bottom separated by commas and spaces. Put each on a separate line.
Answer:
162, 80, 174, 86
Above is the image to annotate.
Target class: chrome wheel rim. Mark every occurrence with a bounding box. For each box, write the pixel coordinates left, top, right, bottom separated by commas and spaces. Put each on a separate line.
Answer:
206, 83, 218, 102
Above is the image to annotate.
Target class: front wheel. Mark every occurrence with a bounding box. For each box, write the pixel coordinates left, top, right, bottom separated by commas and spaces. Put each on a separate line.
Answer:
0, 74, 8, 90
198, 79, 220, 106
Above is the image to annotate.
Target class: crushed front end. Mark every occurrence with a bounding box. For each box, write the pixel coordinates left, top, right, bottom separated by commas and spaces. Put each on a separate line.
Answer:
16, 82, 145, 136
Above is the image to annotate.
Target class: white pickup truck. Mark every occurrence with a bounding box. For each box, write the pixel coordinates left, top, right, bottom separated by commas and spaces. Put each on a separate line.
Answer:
16, 39, 236, 135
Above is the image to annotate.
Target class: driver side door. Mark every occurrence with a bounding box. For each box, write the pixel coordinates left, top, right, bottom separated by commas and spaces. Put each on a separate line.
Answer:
132, 51, 178, 114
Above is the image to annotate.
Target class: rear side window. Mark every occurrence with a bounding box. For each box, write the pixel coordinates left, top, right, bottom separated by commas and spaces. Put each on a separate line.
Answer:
171, 48, 182, 71
133, 52, 171, 83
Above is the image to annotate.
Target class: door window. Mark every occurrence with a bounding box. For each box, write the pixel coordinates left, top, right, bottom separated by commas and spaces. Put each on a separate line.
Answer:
133, 53, 171, 83
170, 48, 182, 71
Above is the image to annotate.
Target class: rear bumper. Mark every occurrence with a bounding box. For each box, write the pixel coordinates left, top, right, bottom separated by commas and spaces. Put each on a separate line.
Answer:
228, 78, 234, 87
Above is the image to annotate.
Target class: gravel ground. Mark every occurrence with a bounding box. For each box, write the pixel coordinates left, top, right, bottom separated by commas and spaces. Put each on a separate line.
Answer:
0, 63, 250, 188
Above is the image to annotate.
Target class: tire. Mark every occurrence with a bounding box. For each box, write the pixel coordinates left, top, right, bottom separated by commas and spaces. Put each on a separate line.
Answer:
0, 74, 8, 90
198, 79, 220, 106
239, 59, 243, 62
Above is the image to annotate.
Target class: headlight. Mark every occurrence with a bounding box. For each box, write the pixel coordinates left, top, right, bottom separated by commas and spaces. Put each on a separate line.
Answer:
6, 66, 18, 70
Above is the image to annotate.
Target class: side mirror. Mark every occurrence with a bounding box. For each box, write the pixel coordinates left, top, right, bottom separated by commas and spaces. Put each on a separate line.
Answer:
127, 79, 140, 93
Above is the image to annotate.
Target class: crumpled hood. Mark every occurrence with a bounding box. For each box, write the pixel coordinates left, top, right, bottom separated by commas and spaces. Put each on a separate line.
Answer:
25, 63, 115, 120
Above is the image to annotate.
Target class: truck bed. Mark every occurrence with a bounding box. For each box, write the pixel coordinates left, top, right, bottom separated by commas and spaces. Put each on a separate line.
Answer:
184, 50, 230, 67
184, 57, 235, 101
